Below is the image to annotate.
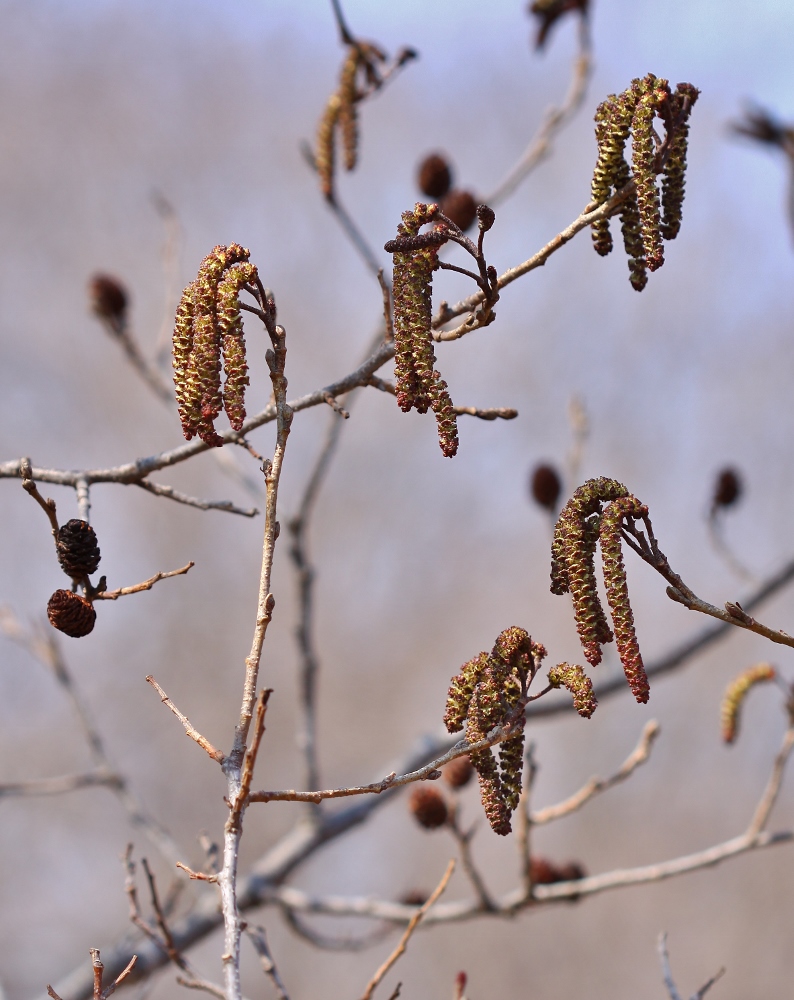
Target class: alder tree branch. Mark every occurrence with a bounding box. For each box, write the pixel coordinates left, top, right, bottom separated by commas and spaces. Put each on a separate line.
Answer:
146, 675, 226, 765
486, 15, 593, 206
658, 933, 725, 1000
0, 609, 183, 867
94, 563, 194, 601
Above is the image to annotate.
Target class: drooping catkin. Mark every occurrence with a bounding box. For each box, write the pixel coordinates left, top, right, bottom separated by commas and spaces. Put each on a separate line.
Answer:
547, 663, 598, 719
721, 664, 776, 744
443, 627, 538, 835
589, 75, 698, 289
172, 245, 258, 446
385, 203, 459, 457
551, 478, 652, 703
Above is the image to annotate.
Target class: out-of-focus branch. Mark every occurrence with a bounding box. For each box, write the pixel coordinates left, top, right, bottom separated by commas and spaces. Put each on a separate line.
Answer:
658, 933, 725, 1000
367, 375, 517, 420
486, 16, 592, 206
447, 812, 495, 911
0, 609, 183, 867
48, 951, 137, 1000
0, 770, 121, 798
360, 860, 455, 1000
135, 481, 258, 517
244, 926, 290, 1000
531, 720, 660, 824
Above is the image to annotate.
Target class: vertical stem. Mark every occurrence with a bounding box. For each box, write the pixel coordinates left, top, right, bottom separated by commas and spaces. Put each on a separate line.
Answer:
220, 325, 292, 1000
76, 477, 91, 523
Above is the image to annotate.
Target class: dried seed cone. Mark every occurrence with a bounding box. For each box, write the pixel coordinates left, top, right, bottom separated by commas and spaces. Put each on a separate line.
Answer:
440, 190, 478, 232
444, 755, 475, 789
548, 662, 597, 718
90, 274, 128, 323
47, 590, 96, 638
57, 519, 101, 579
599, 495, 650, 703
418, 154, 453, 198
530, 463, 562, 511
721, 663, 776, 744
409, 786, 448, 829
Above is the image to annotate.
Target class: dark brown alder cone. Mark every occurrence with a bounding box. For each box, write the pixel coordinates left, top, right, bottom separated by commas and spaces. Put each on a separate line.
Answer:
409, 786, 448, 829
528, 0, 588, 50
57, 519, 101, 579
89, 274, 128, 325
47, 590, 96, 638
444, 755, 475, 789
530, 463, 562, 511
418, 153, 453, 198
440, 190, 478, 231
712, 467, 743, 510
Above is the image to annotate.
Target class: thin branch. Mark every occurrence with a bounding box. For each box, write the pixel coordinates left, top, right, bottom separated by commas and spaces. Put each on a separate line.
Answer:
746, 725, 794, 837
366, 376, 517, 420
95, 306, 174, 405
360, 859, 455, 1000
244, 926, 290, 1000
136, 481, 258, 517
279, 906, 390, 952
94, 563, 194, 601
486, 15, 593, 206
0, 609, 183, 867
145, 675, 225, 765
0, 770, 122, 799
531, 720, 660, 825
20, 457, 60, 538
658, 933, 725, 1000
447, 813, 495, 911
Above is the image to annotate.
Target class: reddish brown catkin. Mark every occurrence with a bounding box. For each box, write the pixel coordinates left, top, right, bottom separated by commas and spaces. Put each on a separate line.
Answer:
548, 663, 598, 719
598, 495, 650, 703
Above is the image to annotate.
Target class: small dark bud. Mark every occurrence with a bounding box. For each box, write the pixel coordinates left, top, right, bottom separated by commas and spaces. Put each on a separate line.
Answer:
476, 204, 495, 231
417, 153, 453, 199
408, 785, 448, 829
400, 889, 428, 907
440, 190, 478, 232
529, 0, 589, 50
530, 463, 562, 511
47, 590, 96, 638
529, 856, 561, 884
556, 861, 587, 881
89, 274, 128, 324
712, 467, 743, 510
454, 972, 467, 1000
443, 755, 475, 789
57, 519, 101, 579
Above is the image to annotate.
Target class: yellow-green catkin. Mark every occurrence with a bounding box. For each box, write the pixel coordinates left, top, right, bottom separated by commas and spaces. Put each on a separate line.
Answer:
721, 663, 776, 744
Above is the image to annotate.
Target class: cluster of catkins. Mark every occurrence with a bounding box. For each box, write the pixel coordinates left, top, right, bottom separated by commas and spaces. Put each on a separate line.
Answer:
443, 627, 544, 835
720, 663, 777, 744
173, 244, 257, 447
551, 477, 650, 704
384, 202, 458, 457
47, 520, 102, 638
590, 74, 699, 291
315, 42, 387, 200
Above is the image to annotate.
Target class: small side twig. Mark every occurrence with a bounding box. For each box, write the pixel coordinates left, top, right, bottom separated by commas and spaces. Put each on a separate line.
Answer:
48, 951, 137, 1000
94, 562, 194, 601
20, 457, 60, 540
145, 675, 225, 765
244, 925, 290, 1000
447, 811, 495, 911
360, 859, 456, 1000
136, 480, 258, 517
658, 933, 725, 1000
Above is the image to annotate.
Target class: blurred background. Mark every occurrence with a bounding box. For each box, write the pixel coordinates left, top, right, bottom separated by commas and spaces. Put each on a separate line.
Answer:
1, 0, 794, 997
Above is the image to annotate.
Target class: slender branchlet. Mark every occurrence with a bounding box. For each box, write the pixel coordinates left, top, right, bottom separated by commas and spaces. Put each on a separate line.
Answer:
443, 627, 544, 835
547, 662, 597, 718
721, 663, 776, 744
172, 245, 262, 447
589, 75, 699, 289
551, 478, 651, 703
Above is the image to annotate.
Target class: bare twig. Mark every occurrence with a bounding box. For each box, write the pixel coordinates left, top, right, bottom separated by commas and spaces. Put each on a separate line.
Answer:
658, 933, 725, 1000
136, 481, 258, 517
0, 609, 182, 866
531, 720, 660, 825
360, 859, 455, 1000
447, 813, 495, 911
20, 457, 60, 539
94, 563, 194, 601
0, 770, 122, 798
279, 907, 390, 952
366, 376, 515, 419
145, 675, 225, 765
244, 926, 290, 1000
48, 951, 138, 1000
486, 16, 592, 206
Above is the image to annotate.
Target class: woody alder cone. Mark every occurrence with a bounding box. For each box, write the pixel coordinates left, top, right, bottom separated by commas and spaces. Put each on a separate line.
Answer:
57, 519, 101, 579
409, 786, 449, 829
444, 755, 475, 789
47, 590, 96, 638
530, 463, 562, 511
440, 190, 478, 231
418, 153, 453, 198
712, 467, 743, 510
89, 274, 128, 324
